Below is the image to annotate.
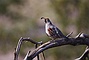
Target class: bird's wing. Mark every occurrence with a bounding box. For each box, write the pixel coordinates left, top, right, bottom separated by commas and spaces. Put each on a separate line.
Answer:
54, 26, 65, 37
48, 27, 56, 36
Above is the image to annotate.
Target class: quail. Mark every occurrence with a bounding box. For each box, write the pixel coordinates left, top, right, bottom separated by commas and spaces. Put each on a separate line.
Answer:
41, 17, 67, 40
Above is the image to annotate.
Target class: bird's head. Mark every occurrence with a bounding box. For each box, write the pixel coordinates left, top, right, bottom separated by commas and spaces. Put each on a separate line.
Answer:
41, 17, 52, 24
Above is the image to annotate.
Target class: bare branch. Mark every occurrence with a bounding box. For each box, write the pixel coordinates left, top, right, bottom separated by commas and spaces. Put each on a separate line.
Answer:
24, 51, 31, 60
22, 37, 40, 44
14, 37, 42, 60
35, 44, 40, 60
39, 43, 45, 60
66, 32, 73, 37
75, 46, 89, 60
14, 33, 89, 60
27, 36, 89, 60
14, 37, 23, 60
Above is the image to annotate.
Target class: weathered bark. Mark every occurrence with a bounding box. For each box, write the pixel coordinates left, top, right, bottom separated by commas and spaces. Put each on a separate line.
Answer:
14, 33, 89, 60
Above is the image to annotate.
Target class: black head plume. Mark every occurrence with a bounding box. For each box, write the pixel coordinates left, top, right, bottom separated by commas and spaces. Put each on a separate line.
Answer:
41, 17, 52, 24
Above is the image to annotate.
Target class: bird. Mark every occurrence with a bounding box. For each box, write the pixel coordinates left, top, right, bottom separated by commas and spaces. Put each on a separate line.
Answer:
41, 17, 67, 40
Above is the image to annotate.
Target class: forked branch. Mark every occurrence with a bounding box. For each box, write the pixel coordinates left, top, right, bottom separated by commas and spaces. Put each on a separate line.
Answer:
14, 37, 43, 60
14, 33, 89, 60
26, 33, 89, 60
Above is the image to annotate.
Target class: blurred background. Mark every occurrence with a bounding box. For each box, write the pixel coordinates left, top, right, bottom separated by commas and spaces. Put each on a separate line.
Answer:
0, 0, 89, 60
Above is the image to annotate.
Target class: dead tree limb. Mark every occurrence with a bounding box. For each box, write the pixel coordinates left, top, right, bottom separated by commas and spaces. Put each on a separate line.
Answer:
14, 37, 23, 60
26, 33, 89, 60
14, 37, 43, 60
14, 33, 89, 60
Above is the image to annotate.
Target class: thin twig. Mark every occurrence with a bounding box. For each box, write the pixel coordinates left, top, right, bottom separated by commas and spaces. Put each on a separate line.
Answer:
66, 32, 73, 37
22, 37, 39, 44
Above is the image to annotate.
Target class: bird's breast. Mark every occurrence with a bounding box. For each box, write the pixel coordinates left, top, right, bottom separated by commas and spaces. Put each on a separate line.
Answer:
45, 24, 50, 36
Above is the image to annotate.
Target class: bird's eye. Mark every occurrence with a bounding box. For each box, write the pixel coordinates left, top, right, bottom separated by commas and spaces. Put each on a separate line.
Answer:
45, 19, 47, 23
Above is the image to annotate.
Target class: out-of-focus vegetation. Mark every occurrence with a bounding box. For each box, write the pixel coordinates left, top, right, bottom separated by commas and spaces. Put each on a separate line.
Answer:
0, 0, 89, 60
0, 0, 24, 19
0, 0, 52, 59
51, 0, 89, 34
0, 0, 26, 44
50, 0, 89, 60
